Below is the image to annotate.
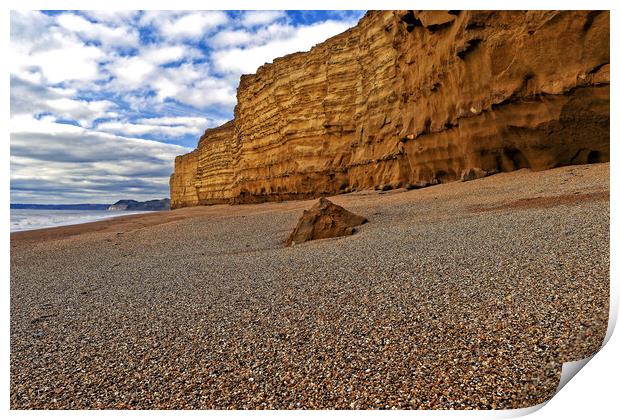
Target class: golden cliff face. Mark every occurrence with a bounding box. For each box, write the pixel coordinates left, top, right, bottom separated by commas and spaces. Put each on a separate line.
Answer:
170, 10, 610, 209
194, 121, 236, 204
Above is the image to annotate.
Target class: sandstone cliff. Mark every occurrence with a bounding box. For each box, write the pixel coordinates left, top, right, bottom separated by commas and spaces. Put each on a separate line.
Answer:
170, 10, 610, 209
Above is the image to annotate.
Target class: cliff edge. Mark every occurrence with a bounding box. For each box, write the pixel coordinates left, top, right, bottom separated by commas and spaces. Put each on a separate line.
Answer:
170, 10, 610, 209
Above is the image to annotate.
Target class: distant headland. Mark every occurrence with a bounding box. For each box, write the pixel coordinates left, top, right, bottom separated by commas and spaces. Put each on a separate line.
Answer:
11, 198, 170, 211
107, 199, 171, 211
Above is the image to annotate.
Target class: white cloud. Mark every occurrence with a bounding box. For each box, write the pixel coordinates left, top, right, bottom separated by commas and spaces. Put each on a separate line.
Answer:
80, 10, 141, 26
48, 86, 78, 97
10, 10, 53, 43
11, 78, 118, 127
12, 33, 105, 84
174, 76, 238, 108
56, 13, 139, 48
212, 20, 355, 75
106, 45, 202, 94
11, 115, 190, 203
119, 61, 237, 108
241, 11, 286, 27
144, 11, 229, 40
11, 113, 84, 135
122, 61, 202, 104
11, 11, 106, 85
150, 76, 182, 100
44, 98, 118, 126
95, 121, 195, 137
141, 45, 192, 65
10, 115, 189, 163
209, 30, 254, 48
107, 55, 156, 86
136, 116, 212, 126
208, 24, 296, 50
96, 116, 213, 137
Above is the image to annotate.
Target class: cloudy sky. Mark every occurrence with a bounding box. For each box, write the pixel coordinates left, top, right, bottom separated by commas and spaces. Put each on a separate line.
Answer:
10, 10, 364, 204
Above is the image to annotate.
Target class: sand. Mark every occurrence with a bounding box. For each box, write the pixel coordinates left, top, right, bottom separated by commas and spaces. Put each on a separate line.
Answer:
10, 163, 610, 409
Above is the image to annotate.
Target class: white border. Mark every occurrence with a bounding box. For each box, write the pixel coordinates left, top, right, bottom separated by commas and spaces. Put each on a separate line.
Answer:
3, 1, 617, 418
2, 1, 617, 11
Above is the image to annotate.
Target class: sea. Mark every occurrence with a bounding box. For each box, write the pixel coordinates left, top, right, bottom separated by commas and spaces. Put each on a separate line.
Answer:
10, 209, 149, 232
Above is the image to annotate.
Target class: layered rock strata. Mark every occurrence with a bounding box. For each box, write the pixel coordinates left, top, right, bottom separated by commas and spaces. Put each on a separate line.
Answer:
170, 10, 610, 209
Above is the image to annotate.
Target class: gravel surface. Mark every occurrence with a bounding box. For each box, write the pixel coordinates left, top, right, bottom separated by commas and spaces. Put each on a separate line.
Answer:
10, 163, 609, 409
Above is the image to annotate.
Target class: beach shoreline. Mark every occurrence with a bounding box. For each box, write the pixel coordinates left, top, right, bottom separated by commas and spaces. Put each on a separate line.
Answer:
9, 209, 156, 234
10, 210, 179, 242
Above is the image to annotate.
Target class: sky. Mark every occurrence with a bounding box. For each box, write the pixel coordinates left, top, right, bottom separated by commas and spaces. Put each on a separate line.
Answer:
9, 10, 365, 204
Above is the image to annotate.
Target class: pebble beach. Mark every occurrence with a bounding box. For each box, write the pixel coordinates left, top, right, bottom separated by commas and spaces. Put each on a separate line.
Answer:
10, 163, 610, 409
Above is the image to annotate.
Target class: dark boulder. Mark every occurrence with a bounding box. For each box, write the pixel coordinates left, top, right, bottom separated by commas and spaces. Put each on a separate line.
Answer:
285, 198, 367, 246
